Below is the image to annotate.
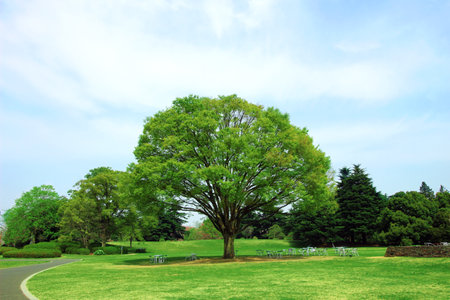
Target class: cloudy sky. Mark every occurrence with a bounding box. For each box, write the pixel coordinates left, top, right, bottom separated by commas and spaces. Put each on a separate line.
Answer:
1, 0, 449, 222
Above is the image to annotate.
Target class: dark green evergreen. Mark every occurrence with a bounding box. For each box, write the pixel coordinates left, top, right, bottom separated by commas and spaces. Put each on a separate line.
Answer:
287, 200, 338, 247
335, 165, 385, 244
142, 202, 186, 241
237, 211, 287, 239
419, 181, 435, 199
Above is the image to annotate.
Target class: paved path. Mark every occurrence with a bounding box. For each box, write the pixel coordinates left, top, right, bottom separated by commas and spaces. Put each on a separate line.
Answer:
0, 259, 80, 300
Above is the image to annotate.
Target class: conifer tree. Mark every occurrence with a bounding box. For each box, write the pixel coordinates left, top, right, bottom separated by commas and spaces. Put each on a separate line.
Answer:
336, 165, 384, 244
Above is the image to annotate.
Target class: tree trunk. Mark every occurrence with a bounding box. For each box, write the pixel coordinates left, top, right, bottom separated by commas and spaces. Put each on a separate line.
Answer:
129, 236, 133, 248
82, 236, 89, 249
101, 226, 107, 247
223, 234, 235, 259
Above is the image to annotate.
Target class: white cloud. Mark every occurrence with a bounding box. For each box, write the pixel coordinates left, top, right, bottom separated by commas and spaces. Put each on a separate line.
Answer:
0, 0, 437, 119
203, 0, 276, 37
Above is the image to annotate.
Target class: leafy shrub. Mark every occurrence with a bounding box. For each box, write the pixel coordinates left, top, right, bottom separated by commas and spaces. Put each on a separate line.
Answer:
135, 248, 146, 253
113, 246, 128, 254
24, 241, 61, 251
401, 238, 413, 246
66, 247, 90, 255
93, 249, 105, 255
93, 246, 120, 255
103, 246, 120, 254
77, 248, 90, 255
0, 247, 17, 255
59, 242, 81, 253
3, 248, 62, 258
266, 224, 286, 240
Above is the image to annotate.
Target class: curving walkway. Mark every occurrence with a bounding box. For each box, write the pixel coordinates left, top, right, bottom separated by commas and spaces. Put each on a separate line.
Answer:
0, 259, 80, 300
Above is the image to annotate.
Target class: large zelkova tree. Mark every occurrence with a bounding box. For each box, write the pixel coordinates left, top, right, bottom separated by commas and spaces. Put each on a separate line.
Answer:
335, 165, 385, 244
133, 95, 331, 258
3, 185, 63, 246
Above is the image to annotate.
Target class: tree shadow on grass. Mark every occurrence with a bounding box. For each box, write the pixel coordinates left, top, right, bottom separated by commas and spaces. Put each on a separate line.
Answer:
114, 255, 306, 267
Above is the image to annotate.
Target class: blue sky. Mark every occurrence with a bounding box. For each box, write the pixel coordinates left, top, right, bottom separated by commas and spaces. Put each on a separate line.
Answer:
1, 0, 449, 223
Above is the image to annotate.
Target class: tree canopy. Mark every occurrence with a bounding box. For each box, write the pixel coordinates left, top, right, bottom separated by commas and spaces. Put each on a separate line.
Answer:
60, 167, 124, 247
378, 191, 438, 245
134, 95, 331, 258
3, 185, 63, 246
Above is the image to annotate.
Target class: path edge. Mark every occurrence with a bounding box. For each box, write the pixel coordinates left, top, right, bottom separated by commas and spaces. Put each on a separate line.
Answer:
20, 260, 80, 300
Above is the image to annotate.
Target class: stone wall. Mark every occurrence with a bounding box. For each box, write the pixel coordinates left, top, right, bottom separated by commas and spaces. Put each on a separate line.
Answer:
385, 246, 450, 257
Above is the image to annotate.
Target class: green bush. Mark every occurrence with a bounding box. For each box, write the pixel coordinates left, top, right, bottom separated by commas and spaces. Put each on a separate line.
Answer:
135, 248, 146, 253
93, 246, 120, 255
59, 242, 81, 253
401, 238, 413, 246
3, 248, 62, 258
103, 246, 120, 254
111, 246, 129, 254
66, 247, 90, 255
77, 248, 90, 255
24, 242, 61, 251
0, 247, 17, 255
93, 249, 105, 255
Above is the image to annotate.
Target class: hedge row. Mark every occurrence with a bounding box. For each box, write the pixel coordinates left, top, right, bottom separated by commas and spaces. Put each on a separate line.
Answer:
65, 247, 90, 255
3, 248, 62, 258
92, 246, 147, 254
385, 246, 450, 257
0, 247, 17, 255
2, 242, 146, 256
24, 241, 60, 251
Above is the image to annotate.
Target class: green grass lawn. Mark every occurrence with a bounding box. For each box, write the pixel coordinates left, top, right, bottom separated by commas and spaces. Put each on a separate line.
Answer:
27, 240, 449, 299
0, 260, 50, 269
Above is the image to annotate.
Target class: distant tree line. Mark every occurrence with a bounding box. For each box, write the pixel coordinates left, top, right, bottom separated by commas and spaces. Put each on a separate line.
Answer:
1, 167, 186, 248
1, 166, 448, 249
239, 165, 449, 247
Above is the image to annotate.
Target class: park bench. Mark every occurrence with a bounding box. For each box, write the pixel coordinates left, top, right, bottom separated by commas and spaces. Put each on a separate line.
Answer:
150, 254, 167, 264
185, 253, 198, 261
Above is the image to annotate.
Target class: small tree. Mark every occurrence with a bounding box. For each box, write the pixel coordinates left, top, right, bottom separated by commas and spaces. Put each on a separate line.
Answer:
63, 167, 123, 247
59, 193, 98, 248
419, 182, 435, 199
266, 224, 285, 239
3, 185, 63, 246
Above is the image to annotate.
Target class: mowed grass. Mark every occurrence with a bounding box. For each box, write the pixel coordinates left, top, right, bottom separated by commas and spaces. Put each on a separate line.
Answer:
0, 260, 50, 269
27, 240, 449, 299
